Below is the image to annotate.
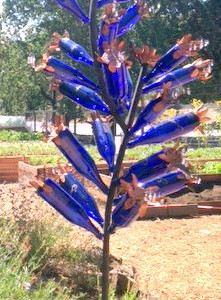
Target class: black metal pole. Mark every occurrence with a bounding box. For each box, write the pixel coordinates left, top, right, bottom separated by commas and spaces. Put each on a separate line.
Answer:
101, 66, 147, 300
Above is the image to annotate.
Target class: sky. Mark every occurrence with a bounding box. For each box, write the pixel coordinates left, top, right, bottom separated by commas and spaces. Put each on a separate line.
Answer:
0, 0, 3, 13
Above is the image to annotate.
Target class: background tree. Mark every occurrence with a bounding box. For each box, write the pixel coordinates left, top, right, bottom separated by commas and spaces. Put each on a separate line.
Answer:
0, 0, 92, 117
0, 0, 220, 116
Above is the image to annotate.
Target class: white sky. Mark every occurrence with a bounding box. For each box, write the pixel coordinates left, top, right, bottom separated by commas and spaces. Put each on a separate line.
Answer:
0, 1, 3, 13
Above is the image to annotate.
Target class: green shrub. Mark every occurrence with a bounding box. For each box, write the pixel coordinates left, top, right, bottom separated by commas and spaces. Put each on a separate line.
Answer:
0, 130, 43, 141
192, 162, 221, 174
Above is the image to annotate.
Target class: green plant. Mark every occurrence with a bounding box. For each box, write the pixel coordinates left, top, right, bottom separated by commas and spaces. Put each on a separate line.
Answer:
107, 290, 139, 300
0, 130, 43, 142
185, 148, 221, 159
192, 162, 221, 174
0, 219, 75, 299
0, 218, 107, 299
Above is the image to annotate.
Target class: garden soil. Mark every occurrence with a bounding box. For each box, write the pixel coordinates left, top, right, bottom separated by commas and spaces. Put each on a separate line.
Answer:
0, 183, 220, 300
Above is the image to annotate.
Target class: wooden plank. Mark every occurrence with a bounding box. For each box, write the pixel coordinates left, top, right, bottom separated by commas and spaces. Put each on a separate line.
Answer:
0, 166, 18, 171
198, 201, 221, 207
0, 169, 18, 172
198, 206, 221, 215
198, 174, 221, 182
166, 204, 198, 217
0, 161, 17, 164
144, 206, 167, 219
143, 204, 198, 219
0, 175, 17, 180
0, 176, 18, 181
188, 158, 221, 163
0, 156, 24, 159
0, 157, 24, 162
0, 171, 17, 176
0, 171, 18, 175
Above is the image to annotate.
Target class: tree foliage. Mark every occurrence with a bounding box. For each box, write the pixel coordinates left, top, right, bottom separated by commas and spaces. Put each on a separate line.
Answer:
0, 0, 91, 117
0, 0, 220, 116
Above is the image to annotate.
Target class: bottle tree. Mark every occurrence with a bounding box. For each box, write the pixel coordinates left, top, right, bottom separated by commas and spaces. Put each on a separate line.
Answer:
31, 0, 213, 299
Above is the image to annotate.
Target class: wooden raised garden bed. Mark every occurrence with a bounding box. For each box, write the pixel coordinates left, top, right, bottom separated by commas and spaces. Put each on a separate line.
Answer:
0, 157, 220, 184
15, 159, 221, 219
0, 156, 27, 182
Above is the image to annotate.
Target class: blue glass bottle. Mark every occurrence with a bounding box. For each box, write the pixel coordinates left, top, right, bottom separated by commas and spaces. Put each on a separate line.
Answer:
97, 9, 126, 113
59, 81, 110, 115
127, 112, 201, 148
109, 196, 140, 233
142, 59, 212, 95
52, 128, 109, 194
36, 178, 102, 239
140, 171, 189, 198
117, 2, 148, 36
129, 85, 172, 135
98, 22, 119, 54
142, 35, 203, 83
113, 193, 128, 206
97, 7, 120, 55
109, 63, 129, 109
99, 63, 128, 114
120, 147, 184, 184
91, 114, 115, 172
60, 173, 104, 227
36, 56, 99, 91
50, 33, 93, 65
60, 38, 93, 65
54, 0, 89, 24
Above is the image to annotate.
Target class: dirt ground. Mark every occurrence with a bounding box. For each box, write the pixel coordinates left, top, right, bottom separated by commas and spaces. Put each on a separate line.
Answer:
0, 183, 220, 300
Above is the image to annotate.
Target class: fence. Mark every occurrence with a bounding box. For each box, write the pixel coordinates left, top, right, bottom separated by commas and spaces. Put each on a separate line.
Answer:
24, 103, 221, 148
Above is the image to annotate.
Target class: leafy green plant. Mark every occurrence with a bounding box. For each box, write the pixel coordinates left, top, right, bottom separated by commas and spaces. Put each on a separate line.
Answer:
107, 290, 139, 300
28, 155, 66, 166
185, 147, 221, 159
192, 162, 221, 174
0, 141, 59, 156
0, 130, 43, 141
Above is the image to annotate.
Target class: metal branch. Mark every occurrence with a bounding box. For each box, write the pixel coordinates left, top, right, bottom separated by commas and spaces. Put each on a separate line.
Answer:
126, 64, 147, 128
101, 132, 128, 300
101, 65, 147, 299
89, 2, 147, 299
89, 0, 127, 133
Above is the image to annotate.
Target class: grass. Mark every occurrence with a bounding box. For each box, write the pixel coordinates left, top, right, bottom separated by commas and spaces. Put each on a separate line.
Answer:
0, 219, 76, 300
0, 218, 139, 300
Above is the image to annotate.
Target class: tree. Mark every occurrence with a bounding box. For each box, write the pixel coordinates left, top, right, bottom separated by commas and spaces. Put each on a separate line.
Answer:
0, 37, 46, 114
121, 0, 221, 101
0, 0, 220, 117
0, 0, 93, 117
